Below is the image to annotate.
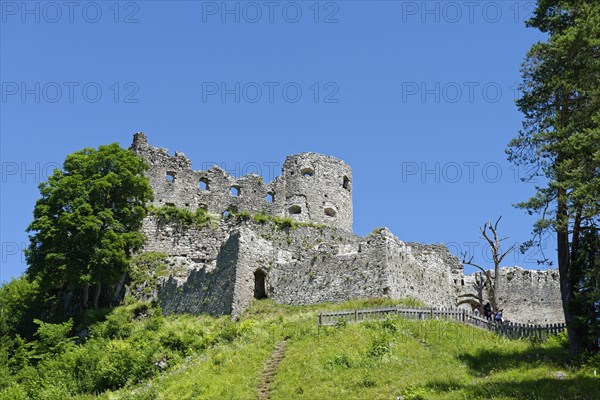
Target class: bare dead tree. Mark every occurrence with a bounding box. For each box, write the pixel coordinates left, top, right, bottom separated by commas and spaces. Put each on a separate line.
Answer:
461, 216, 516, 312
473, 272, 485, 312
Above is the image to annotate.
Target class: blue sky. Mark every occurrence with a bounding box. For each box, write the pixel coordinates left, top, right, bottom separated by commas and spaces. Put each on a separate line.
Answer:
1, 1, 554, 283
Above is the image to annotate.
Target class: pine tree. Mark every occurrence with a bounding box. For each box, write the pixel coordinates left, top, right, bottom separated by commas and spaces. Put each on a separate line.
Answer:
507, 0, 600, 355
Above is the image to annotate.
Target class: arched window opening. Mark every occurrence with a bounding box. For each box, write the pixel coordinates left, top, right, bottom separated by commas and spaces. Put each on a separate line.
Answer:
254, 270, 267, 299
166, 171, 176, 183
324, 207, 336, 217
288, 205, 302, 215
230, 186, 241, 196
266, 192, 274, 203
301, 167, 314, 178
343, 176, 350, 190
199, 178, 209, 191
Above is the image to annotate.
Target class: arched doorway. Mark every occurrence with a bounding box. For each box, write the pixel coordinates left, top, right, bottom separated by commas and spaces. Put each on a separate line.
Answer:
254, 270, 267, 299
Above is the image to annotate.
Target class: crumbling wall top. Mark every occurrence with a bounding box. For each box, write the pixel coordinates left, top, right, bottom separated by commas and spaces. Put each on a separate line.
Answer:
130, 133, 354, 231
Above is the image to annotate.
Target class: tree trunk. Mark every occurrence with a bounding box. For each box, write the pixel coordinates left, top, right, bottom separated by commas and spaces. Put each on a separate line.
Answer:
112, 272, 128, 305
493, 264, 499, 312
93, 282, 102, 309
82, 285, 89, 309
557, 193, 584, 357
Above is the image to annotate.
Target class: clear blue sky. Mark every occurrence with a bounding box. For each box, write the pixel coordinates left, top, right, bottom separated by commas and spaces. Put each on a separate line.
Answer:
1, 1, 555, 284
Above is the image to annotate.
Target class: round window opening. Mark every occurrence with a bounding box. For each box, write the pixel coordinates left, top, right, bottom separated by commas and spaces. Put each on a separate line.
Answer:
301, 167, 314, 178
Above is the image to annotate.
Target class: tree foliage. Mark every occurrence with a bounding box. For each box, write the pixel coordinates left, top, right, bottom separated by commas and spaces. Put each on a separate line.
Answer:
507, 0, 600, 355
25, 143, 153, 309
0, 277, 40, 339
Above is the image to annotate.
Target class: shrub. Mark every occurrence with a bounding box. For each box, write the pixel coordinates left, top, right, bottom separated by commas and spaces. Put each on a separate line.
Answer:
0, 277, 41, 340
335, 318, 348, 329
367, 334, 391, 359
325, 354, 352, 370
381, 317, 398, 333
91, 302, 162, 340
252, 213, 270, 224
361, 376, 376, 387
151, 206, 217, 228
217, 321, 241, 343
236, 211, 251, 221
274, 217, 297, 229
0, 383, 28, 400
399, 384, 429, 400
129, 252, 169, 299
31, 319, 75, 360
546, 330, 569, 350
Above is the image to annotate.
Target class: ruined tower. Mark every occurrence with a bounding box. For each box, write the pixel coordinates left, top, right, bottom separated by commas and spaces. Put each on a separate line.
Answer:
281, 153, 353, 232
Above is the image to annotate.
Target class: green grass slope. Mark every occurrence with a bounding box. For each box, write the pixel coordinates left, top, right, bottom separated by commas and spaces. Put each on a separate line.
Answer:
2, 298, 598, 400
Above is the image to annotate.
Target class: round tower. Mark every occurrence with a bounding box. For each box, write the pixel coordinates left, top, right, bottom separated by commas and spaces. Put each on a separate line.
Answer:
282, 152, 353, 231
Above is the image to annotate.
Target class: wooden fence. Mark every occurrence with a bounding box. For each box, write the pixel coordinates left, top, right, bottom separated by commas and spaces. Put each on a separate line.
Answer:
317, 306, 566, 340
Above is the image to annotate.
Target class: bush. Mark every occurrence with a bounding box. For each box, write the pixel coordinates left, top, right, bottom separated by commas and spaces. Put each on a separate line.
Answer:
30, 319, 75, 361
236, 211, 251, 221
0, 277, 41, 340
253, 213, 270, 224
129, 252, 169, 299
361, 376, 376, 387
274, 217, 297, 229
217, 320, 242, 343
325, 354, 352, 370
399, 384, 429, 400
151, 205, 217, 228
546, 330, 569, 350
91, 302, 162, 340
366, 334, 391, 359
0, 383, 28, 400
381, 317, 398, 333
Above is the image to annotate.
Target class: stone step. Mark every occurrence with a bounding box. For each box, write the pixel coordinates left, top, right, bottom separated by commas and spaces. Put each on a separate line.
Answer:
257, 340, 288, 400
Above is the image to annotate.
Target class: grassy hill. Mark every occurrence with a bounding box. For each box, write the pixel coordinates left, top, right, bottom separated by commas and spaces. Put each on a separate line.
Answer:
1, 298, 598, 400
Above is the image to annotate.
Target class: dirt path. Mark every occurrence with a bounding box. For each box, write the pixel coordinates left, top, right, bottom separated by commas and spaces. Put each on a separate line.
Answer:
258, 340, 288, 400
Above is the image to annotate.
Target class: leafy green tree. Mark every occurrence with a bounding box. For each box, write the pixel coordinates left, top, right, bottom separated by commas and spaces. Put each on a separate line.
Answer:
507, 0, 600, 355
0, 277, 40, 339
26, 143, 152, 309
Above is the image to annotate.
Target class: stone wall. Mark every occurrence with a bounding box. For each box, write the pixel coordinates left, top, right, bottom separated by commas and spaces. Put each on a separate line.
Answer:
380, 228, 463, 309
459, 267, 564, 324
139, 215, 563, 322
139, 215, 464, 317
496, 267, 564, 324
158, 233, 238, 316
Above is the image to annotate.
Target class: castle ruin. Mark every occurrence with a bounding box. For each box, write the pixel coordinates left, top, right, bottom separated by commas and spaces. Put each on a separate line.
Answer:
130, 133, 564, 324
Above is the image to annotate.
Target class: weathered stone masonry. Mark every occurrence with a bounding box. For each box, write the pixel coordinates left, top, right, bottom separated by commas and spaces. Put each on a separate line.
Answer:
130, 132, 353, 232
130, 133, 564, 324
